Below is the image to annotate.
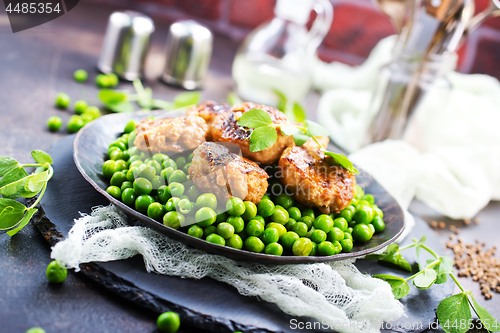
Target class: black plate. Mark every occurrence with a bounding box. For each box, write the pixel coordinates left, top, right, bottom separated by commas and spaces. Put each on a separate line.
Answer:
73, 110, 405, 264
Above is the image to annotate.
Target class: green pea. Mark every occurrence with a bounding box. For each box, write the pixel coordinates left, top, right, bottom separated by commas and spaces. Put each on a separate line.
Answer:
146, 160, 162, 174
186, 185, 201, 201
163, 211, 184, 229
67, 115, 85, 133
246, 219, 264, 237
252, 215, 265, 225
122, 120, 136, 134
169, 182, 185, 197
362, 194, 375, 205
333, 217, 348, 231
110, 171, 126, 187
174, 156, 186, 170
305, 225, 316, 239
85, 106, 101, 120
26, 327, 46, 333
257, 199, 275, 217
241, 201, 257, 221
343, 232, 353, 241
195, 193, 217, 210
106, 185, 121, 199
120, 181, 133, 192
244, 236, 265, 253
226, 197, 246, 216
157, 311, 180, 333
270, 205, 289, 225
227, 234, 243, 249
292, 222, 308, 237
109, 150, 124, 161
109, 140, 127, 151
261, 195, 271, 201
355, 185, 364, 199
327, 227, 344, 242
338, 208, 353, 223
187, 225, 203, 238
217, 222, 235, 239
261, 227, 280, 244
237, 230, 248, 241
121, 188, 137, 206
310, 242, 318, 256
340, 239, 353, 252
216, 210, 228, 223
137, 164, 157, 180
203, 226, 217, 239
372, 216, 385, 232
287, 207, 301, 221
115, 159, 127, 171
280, 231, 299, 250
275, 193, 294, 209
169, 170, 187, 183
302, 208, 315, 219
318, 241, 338, 256
265, 223, 287, 238
206, 233, 226, 246
55, 92, 70, 109
157, 185, 171, 203
135, 194, 154, 213
352, 224, 372, 242
182, 162, 190, 175
162, 158, 177, 170
133, 177, 153, 195
74, 100, 88, 115
47, 116, 63, 131
347, 227, 353, 234
227, 216, 244, 233
160, 167, 175, 183
107, 73, 119, 87
311, 229, 327, 243
373, 206, 384, 218
195, 207, 217, 227
292, 238, 313, 256
73, 69, 88, 82
46, 260, 67, 283
95, 73, 110, 87
284, 218, 297, 231
367, 223, 375, 235
354, 206, 374, 224
300, 216, 314, 230
264, 242, 283, 256
177, 198, 192, 214
314, 214, 333, 233
165, 197, 180, 211
147, 202, 166, 221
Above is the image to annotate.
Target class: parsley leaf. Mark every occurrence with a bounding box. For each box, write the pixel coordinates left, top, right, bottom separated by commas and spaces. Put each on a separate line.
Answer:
173, 91, 200, 108
280, 124, 300, 136
324, 151, 359, 174
292, 132, 310, 146
249, 126, 277, 152
305, 120, 330, 137
238, 109, 273, 128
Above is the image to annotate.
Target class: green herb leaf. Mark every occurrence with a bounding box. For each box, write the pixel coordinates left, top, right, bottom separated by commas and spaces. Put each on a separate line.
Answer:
0, 198, 26, 230
0, 157, 19, 177
274, 89, 287, 112
31, 150, 52, 165
365, 244, 412, 271
470, 294, 500, 332
324, 151, 359, 175
237, 109, 273, 129
107, 101, 135, 113
173, 91, 200, 108
280, 124, 300, 136
305, 120, 330, 137
0, 166, 28, 189
151, 99, 173, 110
249, 126, 277, 152
27, 170, 49, 193
413, 268, 437, 289
227, 92, 243, 106
292, 132, 310, 146
414, 235, 427, 270
0, 174, 32, 198
137, 87, 153, 109
437, 293, 471, 333
373, 274, 410, 299
98, 89, 128, 105
289, 102, 307, 123
6, 208, 37, 236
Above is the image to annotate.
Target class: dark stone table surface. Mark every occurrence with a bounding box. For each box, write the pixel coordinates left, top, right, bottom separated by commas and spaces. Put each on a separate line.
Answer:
0, 2, 498, 332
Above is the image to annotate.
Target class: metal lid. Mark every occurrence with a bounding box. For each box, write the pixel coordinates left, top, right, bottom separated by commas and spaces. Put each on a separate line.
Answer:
97, 11, 155, 81
161, 20, 213, 90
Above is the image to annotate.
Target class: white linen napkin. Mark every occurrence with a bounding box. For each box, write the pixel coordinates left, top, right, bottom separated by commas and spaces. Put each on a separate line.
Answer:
314, 36, 500, 219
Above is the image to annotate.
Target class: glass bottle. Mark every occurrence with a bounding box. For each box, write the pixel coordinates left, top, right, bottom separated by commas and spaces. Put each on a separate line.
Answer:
232, 0, 333, 106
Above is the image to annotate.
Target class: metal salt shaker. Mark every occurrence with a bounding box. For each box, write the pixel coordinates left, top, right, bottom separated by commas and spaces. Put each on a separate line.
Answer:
161, 20, 213, 90
97, 11, 155, 81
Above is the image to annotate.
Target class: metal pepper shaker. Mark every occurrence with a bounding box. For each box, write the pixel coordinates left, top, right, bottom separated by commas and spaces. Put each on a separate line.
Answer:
161, 20, 213, 90
97, 11, 155, 81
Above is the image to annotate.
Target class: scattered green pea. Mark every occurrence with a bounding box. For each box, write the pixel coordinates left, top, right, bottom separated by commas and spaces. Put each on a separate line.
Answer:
55, 92, 70, 109
47, 116, 63, 131
46, 260, 67, 283
74, 100, 88, 114
73, 69, 88, 82
157, 311, 180, 333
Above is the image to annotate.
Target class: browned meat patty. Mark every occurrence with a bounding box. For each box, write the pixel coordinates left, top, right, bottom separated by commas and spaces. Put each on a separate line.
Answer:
188, 142, 269, 204
186, 101, 231, 140
210, 102, 293, 165
134, 115, 207, 153
278, 145, 356, 214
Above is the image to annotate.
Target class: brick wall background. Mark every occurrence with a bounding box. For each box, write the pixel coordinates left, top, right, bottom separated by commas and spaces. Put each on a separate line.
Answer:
91, 0, 500, 80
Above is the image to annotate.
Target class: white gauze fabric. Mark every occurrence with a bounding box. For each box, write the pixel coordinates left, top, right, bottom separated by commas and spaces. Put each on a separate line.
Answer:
51, 205, 404, 333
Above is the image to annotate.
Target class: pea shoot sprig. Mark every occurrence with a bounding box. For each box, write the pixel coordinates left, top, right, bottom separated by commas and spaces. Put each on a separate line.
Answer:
367, 236, 500, 333
236, 108, 358, 174
0, 150, 54, 236
98, 79, 200, 113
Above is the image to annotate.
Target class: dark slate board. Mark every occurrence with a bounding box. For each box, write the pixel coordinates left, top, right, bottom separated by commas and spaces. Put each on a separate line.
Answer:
36, 135, 454, 333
